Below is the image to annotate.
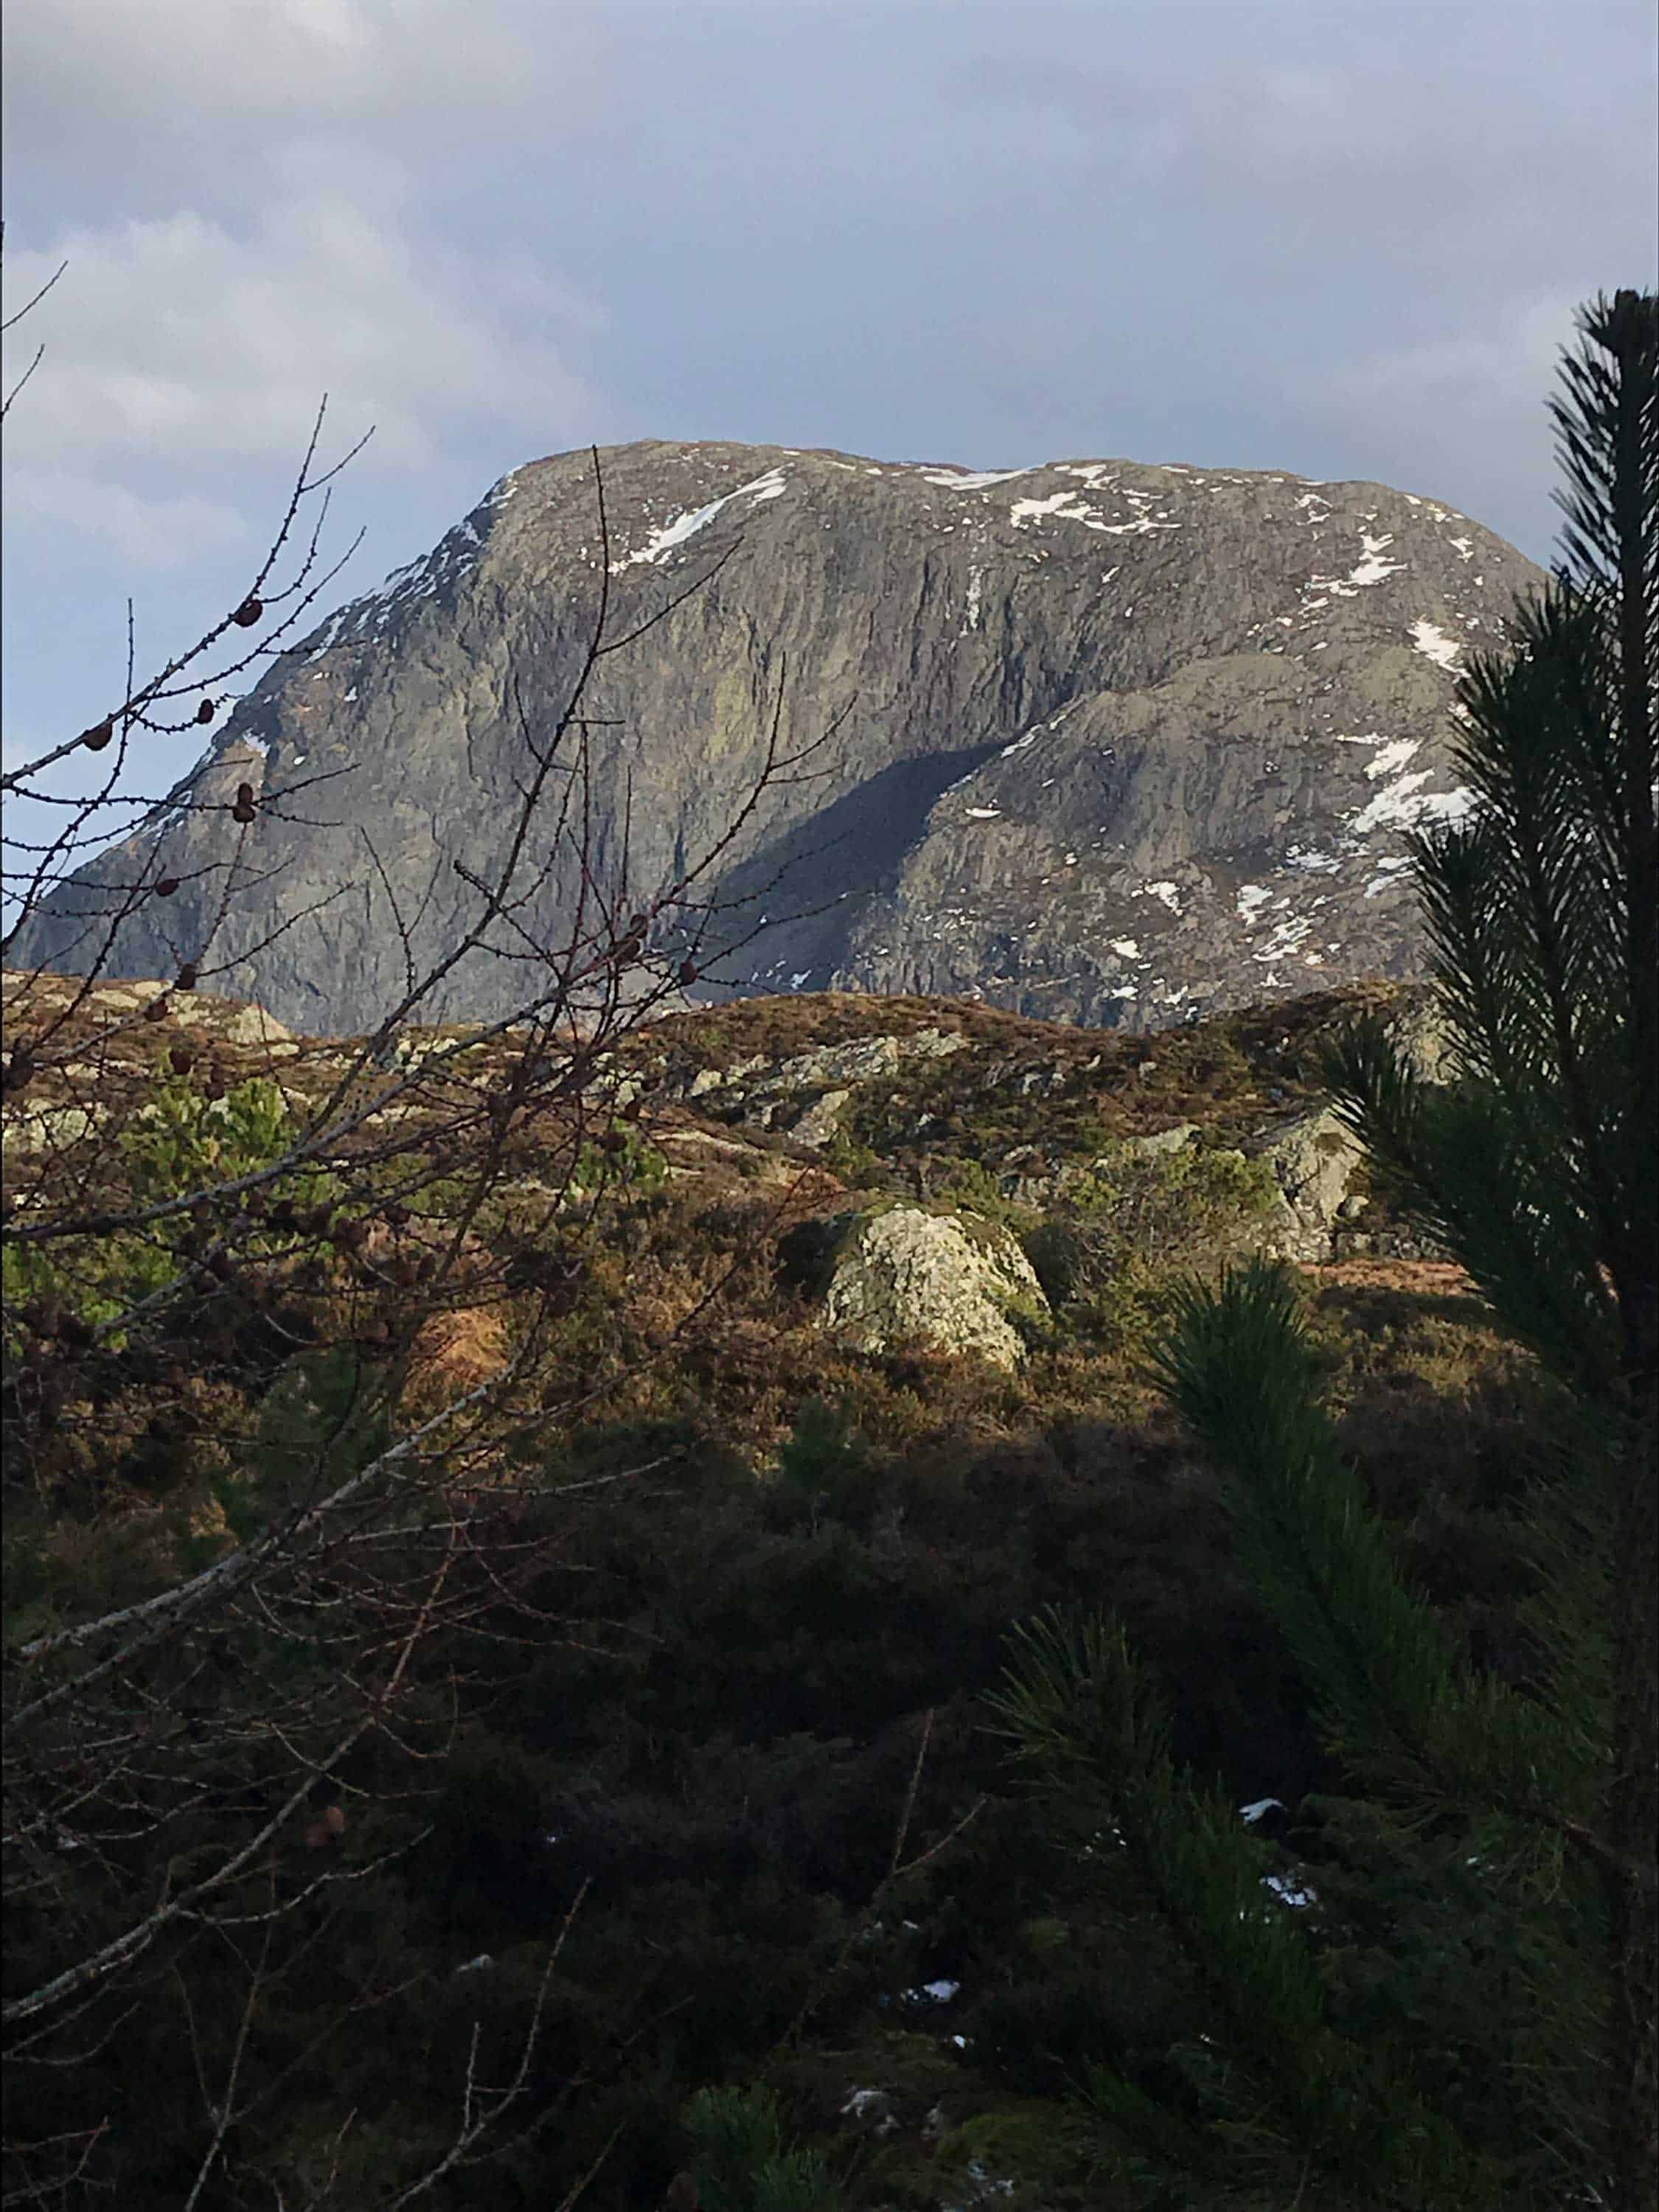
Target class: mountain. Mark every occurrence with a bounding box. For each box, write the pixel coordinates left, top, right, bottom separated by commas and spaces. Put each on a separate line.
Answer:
12, 440, 1545, 1034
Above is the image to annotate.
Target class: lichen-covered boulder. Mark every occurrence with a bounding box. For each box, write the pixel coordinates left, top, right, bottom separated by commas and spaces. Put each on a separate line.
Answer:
1385, 990, 1455, 1084
1248, 1104, 1366, 1262
789, 1087, 852, 1148
818, 1203, 1048, 1368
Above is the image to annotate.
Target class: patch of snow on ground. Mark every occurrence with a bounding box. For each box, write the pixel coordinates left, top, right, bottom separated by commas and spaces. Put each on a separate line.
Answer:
1057, 463, 1116, 487
1240, 1798, 1285, 1824
1144, 880, 1183, 913
1346, 532, 1408, 587
1285, 846, 1343, 873
964, 565, 983, 631
1447, 535, 1475, 560
916, 466, 1033, 490
1000, 728, 1039, 756
1255, 914, 1316, 961
301, 609, 349, 663
964, 806, 1002, 820
1348, 771, 1434, 832
1364, 738, 1421, 780
1008, 490, 1110, 530
611, 467, 787, 571
1364, 858, 1414, 897
1110, 939, 1140, 959
1237, 883, 1273, 925
1409, 618, 1464, 670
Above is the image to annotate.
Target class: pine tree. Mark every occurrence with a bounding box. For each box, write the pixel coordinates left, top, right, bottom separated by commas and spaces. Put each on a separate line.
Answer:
985, 290, 1657, 2210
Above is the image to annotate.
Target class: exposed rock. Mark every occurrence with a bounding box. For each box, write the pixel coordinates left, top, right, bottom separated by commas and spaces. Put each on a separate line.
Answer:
1124, 1121, 1199, 1157
818, 1204, 1048, 1368
1385, 988, 1456, 1084
4, 1103, 103, 1156
789, 1088, 852, 1148
767, 1035, 903, 1090
13, 441, 1543, 1037
171, 998, 296, 1049
1245, 1104, 1366, 1262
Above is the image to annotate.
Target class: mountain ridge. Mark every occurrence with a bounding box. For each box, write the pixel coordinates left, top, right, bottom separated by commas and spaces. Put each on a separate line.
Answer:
12, 438, 1545, 1034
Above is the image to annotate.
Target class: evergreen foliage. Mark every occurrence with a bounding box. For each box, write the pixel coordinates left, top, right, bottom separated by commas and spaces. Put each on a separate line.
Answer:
979, 289, 1657, 2211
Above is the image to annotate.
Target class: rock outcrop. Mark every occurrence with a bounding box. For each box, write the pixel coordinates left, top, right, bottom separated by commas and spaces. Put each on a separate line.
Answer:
1243, 1104, 1368, 1264
818, 1205, 1048, 1368
13, 441, 1543, 1037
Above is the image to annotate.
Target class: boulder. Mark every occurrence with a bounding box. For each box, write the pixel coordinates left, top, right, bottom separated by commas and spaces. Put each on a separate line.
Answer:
1124, 1121, 1198, 1158
4, 1102, 103, 1156
1385, 990, 1455, 1085
166, 996, 295, 1047
789, 1087, 852, 1148
1247, 1104, 1366, 1262
818, 1203, 1048, 1368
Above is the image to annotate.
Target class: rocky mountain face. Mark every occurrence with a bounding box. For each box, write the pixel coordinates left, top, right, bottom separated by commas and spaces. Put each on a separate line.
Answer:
14, 439, 1544, 1035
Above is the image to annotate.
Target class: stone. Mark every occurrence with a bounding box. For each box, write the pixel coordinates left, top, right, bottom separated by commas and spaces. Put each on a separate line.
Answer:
818, 1203, 1049, 1368
1246, 1103, 1366, 1262
789, 1088, 852, 1148
1386, 990, 1456, 1084
4, 1103, 103, 1155
150, 992, 294, 1046
1124, 1121, 1198, 1157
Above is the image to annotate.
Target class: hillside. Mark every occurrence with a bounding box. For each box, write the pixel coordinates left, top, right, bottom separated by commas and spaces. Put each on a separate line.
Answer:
3, 964, 1551, 2207
10, 439, 1543, 1035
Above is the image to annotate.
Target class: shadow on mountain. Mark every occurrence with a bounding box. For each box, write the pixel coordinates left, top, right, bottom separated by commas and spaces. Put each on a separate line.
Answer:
695, 739, 1007, 995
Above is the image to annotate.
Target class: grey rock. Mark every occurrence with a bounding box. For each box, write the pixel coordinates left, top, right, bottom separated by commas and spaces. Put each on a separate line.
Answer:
1246, 1104, 1366, 1262
789, 1087, 852, 1148
818, 1204, 1048, 1368
1124, 1121, 1199, 1157
762, 1034, 903, 1092
3, 1103, 103, 1156
13, 442, 1544, 1036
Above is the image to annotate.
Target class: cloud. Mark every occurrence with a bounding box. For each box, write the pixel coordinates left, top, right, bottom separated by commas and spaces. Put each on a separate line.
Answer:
5, 467, 253, 571
1, 153, 611, 563
945, 12, 1650, 282
4, 0, 560, 127
1322, 293, 1585, 415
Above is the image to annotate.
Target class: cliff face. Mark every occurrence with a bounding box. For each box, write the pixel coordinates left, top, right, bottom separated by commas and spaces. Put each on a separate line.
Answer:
13, 439, 1544, 1034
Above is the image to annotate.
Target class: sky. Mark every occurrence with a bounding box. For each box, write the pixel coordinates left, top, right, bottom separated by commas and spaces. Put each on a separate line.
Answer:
3, 0, 1655, 858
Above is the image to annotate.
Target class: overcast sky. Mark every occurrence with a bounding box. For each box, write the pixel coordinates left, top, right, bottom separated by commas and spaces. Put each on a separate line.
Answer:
3, 0, 1655, 841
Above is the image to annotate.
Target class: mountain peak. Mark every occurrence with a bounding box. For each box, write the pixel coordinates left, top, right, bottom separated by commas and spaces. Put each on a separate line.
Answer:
13, 439, 1540, 1037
